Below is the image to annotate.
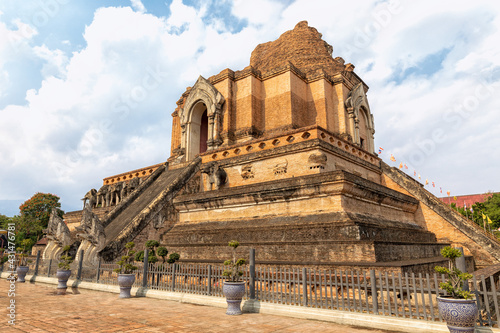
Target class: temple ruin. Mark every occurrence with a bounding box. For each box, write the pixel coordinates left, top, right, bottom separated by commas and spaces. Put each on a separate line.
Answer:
44, 21, 500, 273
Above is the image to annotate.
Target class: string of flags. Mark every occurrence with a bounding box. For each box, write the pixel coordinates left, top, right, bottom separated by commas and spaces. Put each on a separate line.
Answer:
378, 146, 456, 200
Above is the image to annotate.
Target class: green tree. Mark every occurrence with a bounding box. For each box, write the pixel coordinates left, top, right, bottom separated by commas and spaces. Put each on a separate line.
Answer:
19, 193, 64, 229
0, 214, 11, 229
483, 193, 500, 229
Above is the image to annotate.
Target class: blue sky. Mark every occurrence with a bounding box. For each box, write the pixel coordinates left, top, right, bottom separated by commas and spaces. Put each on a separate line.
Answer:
0, 0, 499, 216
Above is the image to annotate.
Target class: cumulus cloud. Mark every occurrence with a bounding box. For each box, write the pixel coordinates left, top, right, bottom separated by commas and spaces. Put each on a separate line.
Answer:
0, 0, 499, 215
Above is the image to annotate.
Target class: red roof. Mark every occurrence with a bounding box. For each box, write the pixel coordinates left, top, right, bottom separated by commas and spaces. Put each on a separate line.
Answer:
439, 193, 496, 207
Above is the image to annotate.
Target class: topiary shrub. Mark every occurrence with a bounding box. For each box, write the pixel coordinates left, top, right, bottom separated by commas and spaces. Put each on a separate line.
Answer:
434, 246, 473, 299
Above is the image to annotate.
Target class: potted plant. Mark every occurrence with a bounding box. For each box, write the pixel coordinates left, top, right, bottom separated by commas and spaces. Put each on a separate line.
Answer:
16, 239, 33, 283
113, 241, 138, 298
435, 246, 477, 333
56, 245, 73, 294
222, 240, 247, 315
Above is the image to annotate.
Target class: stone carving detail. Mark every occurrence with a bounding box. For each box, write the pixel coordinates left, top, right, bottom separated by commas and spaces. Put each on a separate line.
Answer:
181, 174, 201, 195
109, 182, 123, 206
82, 189, 97, 209
202, 162, 227, 190
308, 153, 327, 170
74, 205, 106, 266
273, 160, 288, 175
76, 206, 105, 246
241, 164, 254, 179
45, 209, 71, 246
345, 82, 375, 153
96, 185, 109, 207
94, 177, 141, 209
42, 209, 72, 259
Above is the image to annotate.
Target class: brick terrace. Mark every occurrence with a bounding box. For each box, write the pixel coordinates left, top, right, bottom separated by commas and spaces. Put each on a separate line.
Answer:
0, 279, 403, 333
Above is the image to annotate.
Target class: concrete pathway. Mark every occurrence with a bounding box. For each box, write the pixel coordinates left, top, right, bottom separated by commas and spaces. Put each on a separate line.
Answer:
0, 279, 404, 333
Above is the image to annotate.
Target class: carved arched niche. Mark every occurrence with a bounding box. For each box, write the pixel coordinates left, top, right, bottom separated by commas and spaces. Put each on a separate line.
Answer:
345, 82, 375, 154
179, 76, 225, 161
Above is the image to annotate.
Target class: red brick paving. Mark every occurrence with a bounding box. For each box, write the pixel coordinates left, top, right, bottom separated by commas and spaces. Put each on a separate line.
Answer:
0, 279, 403, 332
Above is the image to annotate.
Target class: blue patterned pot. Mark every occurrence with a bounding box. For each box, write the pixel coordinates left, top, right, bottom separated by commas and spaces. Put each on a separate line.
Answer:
437, 296, 478, 333
16, 266, 29, 283
223, 281, 246, 315
118, 274, 136, 298
56, 269, 71, 292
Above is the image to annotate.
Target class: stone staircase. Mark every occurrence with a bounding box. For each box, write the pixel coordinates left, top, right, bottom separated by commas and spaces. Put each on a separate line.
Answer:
381, 161, 500, 266
99, 158, 201, 261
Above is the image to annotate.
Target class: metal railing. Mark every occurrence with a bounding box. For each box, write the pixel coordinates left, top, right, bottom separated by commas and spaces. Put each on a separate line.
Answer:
2, 250, 499, 328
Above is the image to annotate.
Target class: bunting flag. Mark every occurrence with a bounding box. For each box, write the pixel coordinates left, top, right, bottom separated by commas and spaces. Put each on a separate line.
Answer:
432, 182, 435, 187
453, 196, 457, 201
390, 154, 396, 162
414, 170, 416, 176
488, 216, 493, 224
399, 162, 403, 169
425, 179, 429, 185
470, 207, 474, 213
404, 164, 408, 169
440, 187, 442, 193
482, 212, 487, 220
418, 174, 421, 180
378, 147, 384, 154
447, 191, 451, 196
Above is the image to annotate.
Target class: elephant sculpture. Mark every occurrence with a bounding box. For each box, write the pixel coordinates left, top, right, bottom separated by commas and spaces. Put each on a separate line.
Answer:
96, 185, 109, 207
82, 188, 97, 209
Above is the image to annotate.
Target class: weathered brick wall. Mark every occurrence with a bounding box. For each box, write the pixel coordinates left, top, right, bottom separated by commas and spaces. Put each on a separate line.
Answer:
381, 162, 500, 268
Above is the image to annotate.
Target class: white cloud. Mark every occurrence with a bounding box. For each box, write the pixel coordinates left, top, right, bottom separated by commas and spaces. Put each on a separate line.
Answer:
130, 0, 146, 14
1, 0, 500, 214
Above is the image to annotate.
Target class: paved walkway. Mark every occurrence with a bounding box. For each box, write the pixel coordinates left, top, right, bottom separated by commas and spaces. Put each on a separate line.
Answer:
0, 279, 403, 333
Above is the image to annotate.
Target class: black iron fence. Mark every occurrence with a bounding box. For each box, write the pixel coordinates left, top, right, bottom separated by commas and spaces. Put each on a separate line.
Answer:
2, 250, 499, 328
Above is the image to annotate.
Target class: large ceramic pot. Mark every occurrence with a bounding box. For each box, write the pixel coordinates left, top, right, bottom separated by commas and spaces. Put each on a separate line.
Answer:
437, 296, 478, 333
16, 266, 29, 283
56, 269, 71, 294
223, 281, 246, 315
117, 274, 136, 298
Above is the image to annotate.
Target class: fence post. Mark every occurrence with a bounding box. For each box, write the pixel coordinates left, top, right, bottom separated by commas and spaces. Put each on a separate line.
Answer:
172, 263, 177, 292
370, 270, 379, 314
47, 259, 52, 277
142, 248, 149, 288
96, 257, 101, 283
207, 265, 212, 296
249, 248, 256, 300
302, 268, 308, 306
34, 250, 41, 276
456, 247, 469, 291
76, 250, 84, 280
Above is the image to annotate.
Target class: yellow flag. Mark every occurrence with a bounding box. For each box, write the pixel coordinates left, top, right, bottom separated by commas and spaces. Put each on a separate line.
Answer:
482, 213, 487, 220
453, 196, 457, 201
488, 216, 493, 224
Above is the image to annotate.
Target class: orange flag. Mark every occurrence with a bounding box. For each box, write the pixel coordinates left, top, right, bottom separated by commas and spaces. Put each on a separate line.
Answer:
390, 154, 396, 162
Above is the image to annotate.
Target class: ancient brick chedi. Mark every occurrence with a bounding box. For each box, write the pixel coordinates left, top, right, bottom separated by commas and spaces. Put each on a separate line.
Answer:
45, 22, 500, 272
